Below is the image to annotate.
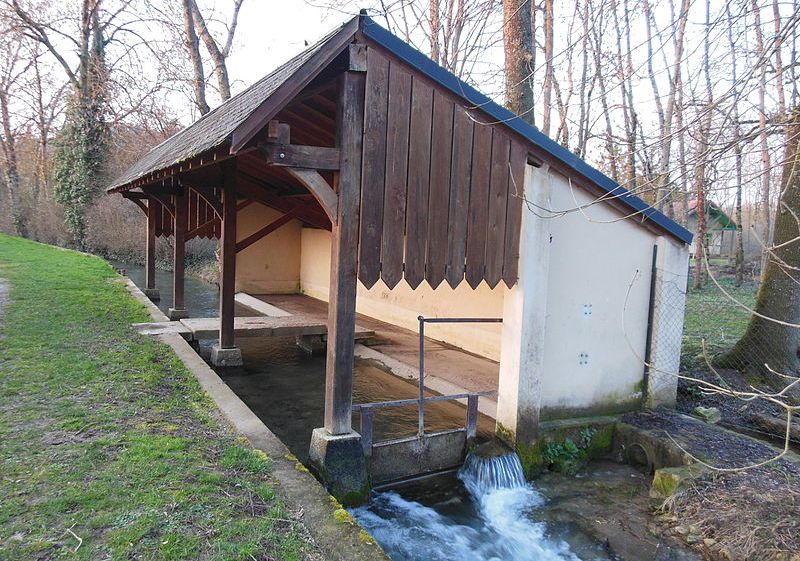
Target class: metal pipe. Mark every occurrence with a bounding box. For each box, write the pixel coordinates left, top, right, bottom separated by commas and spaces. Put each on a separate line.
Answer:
352, 390, 497, 411
418, 315, 425, 438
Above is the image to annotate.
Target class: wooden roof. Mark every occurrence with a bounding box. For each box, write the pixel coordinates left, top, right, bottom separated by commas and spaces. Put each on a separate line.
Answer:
108, 13, 692, 245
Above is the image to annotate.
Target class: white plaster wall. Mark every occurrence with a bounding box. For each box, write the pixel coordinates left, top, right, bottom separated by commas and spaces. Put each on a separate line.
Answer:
538, 171, 658, 417
300, 227, 505, 360
235, 203, 302, 294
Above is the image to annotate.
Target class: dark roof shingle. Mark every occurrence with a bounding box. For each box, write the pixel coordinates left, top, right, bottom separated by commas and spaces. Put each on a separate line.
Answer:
107, 22, 350, 191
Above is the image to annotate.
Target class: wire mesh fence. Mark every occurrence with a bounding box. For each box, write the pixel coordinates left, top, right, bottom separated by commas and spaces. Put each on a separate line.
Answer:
675, 274, 765, 374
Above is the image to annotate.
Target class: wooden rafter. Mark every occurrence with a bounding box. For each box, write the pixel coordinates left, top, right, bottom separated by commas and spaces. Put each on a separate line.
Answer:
235, 210, 298, 253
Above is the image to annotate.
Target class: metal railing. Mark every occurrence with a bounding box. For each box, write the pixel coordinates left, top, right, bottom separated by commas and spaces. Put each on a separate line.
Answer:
352, 315, 502, 454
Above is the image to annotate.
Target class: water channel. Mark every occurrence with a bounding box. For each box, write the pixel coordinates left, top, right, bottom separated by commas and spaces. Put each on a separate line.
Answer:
120, 263, 669, 561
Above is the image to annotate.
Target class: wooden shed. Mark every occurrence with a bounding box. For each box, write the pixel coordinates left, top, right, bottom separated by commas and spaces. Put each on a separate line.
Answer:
109, 14, 692, 495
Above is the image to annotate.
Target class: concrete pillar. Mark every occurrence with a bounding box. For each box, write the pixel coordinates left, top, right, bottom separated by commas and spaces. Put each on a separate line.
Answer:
645, 236, 690, 407
496, 163, 552, 446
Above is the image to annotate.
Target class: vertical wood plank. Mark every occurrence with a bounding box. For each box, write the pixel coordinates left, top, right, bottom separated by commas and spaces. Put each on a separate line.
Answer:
485, 131, 511, 288
173, 189, 187, 312
425, 91, 454, 289
502, 141, 527, 287
188, 189, 197, 232
219, 162, 237, 349
445, 106, 474, 288
146, 196, 157, 290
325, 69, 365, 435
404, 77, 433, 289
357, 48, 389, 289
380, 62, 412, 289
465, 122, 492, 288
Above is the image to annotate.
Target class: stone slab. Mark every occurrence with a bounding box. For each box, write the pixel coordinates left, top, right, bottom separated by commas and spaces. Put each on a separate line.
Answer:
234, 292, 292, 316
133, 321, 192, 338
180, 315, 375, 341
168, 307, 190, 321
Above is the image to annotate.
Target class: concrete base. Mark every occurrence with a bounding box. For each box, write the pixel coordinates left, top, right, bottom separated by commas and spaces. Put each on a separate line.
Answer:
296, 334, 326, 355
210, 344, 243, 367
168, 307, 190, 321
143, 288, 160, 301
370, 430, 466, 485
308, 428, 368, 505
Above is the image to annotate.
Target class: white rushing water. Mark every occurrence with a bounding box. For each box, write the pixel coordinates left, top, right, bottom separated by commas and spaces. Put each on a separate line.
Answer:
351, 452, 609, 561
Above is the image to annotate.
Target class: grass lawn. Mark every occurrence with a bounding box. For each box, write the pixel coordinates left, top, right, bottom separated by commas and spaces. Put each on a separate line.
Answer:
0, 234, 317, 561
681, 277, 758, 370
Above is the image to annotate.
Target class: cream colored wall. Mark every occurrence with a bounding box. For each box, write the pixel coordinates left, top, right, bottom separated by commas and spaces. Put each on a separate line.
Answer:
300, 228, 505, 360
537, 170, 657, 418
235, 203, 302, 294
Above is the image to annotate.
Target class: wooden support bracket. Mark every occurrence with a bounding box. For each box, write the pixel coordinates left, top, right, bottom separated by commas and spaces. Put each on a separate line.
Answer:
146, 192, 175, 216
122, 192, 148, 215
285, 167, 338, 225
262, 143, 340, 170
184, 183, 223, 218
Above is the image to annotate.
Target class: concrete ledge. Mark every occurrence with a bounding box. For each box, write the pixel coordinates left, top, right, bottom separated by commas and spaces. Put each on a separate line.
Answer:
371, 429, 466, 485
123, 278, 168, 322
235, 293, 292, 316
168, 307, 190, 321
123, 273, 388, 561
210, 344, 243, 367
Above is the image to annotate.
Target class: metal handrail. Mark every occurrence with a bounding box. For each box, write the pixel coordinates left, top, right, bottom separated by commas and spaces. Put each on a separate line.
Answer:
417, 316, 502, 438
352, 316, 502, 455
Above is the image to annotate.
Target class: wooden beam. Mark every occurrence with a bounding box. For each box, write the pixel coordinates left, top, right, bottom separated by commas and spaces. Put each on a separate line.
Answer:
146, 192, 175, 216
146, 196, 157, 291
262, 143, 340, 170
173, 190, 187, 312
285, 168, 338, 224
237, 199, 254, 211
219, 160, 238, 349
185, 183, 222, 218
122, 192, 148, 215
236, 175, 332, 230
324, 67, 365, 435
186, 218, 218, 240
235, 210, 297, 253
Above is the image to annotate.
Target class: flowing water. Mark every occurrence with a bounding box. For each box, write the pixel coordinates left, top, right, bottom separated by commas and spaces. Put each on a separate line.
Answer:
120, 264, 617, 560
351, 452, 617, 561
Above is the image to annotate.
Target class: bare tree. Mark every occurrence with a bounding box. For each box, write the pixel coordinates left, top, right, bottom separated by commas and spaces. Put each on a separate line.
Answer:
182, 0, 209, 115
503, 0, 533, 124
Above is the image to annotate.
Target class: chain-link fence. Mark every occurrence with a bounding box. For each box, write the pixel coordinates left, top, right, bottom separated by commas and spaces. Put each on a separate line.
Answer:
647, 265, 773, 377
677, 274, 773, 375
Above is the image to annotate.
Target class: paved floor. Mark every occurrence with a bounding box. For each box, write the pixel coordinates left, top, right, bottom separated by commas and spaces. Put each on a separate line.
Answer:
253, 293, 500, 417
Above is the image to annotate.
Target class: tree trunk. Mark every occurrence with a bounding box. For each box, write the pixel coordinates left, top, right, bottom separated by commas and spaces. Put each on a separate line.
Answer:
541, 0, 554, 135
0, 87, 26, 237
752, 0, 772, 277
719, 107, 800, 381
503, 0, 534, 125
182, 0, 209, 115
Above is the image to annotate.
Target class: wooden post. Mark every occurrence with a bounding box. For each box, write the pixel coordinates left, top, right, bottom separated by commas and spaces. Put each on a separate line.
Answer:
144, 195, 159, 300
170, 189, 188, 319
324, 68, 365, 435
219, 161, 237, 349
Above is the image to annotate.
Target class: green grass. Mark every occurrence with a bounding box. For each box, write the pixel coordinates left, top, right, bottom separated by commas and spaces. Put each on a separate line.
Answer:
681, 277, 758, 370
0, 235, 314, 561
